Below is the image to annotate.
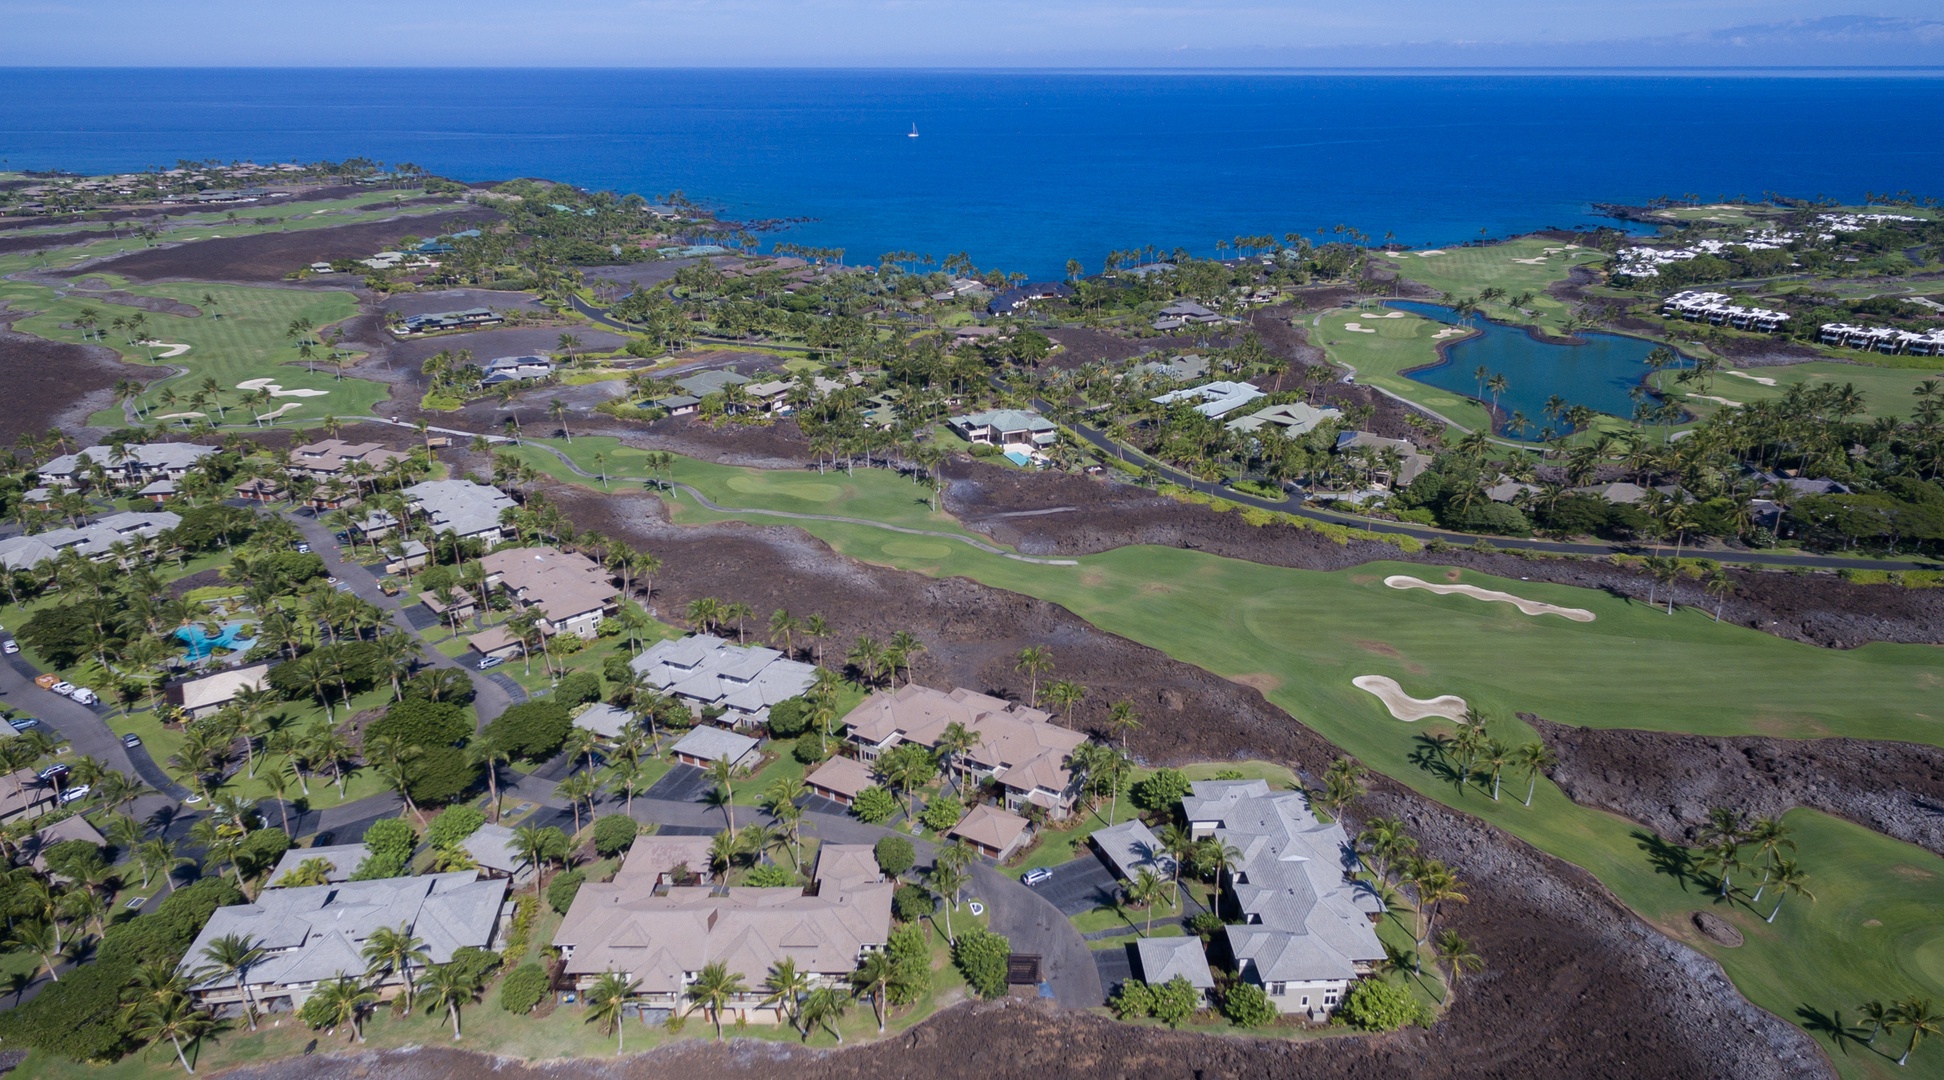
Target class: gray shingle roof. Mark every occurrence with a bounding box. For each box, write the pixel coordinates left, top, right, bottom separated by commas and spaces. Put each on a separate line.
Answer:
632, 634, 818, 719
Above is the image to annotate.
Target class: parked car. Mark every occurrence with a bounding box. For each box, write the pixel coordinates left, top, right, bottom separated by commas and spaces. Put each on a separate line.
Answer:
48, 681, 76, 696
32, 674, 58, 690
293, 542, 312, 554
476, 655, 505, 670
1020, 867, 1053, 887
59, 785, 90, 804
1, 639, 16, 655
9, 718, 40, 732
36, 764, 68, 782
121, 732, 142, 748
65, 687, 98, 706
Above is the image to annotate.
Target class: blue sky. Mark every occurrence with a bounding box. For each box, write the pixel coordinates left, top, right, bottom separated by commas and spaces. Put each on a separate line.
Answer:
2, 1, 1941, 66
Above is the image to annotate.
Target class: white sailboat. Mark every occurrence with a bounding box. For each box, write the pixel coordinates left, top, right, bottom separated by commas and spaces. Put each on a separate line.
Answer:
908, 123, 919, 138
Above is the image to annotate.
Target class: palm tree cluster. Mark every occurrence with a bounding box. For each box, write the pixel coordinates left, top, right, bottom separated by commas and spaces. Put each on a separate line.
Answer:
1854, 995, 1944, 1067
1688, 808, 1815, 922
1412, 710, 1558, 807
1353, 816, 1473, 977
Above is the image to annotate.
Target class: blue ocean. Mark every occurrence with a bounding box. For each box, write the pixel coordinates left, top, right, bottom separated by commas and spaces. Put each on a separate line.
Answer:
4, 69, 1942, 277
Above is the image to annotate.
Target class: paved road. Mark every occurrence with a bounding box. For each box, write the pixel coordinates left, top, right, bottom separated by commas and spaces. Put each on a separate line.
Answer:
1092, 941, 1134, 994
972, 860, 1104, 1008
0, 655, 189, 800
287, 511, 517, 729
1037, 395, 1943, 572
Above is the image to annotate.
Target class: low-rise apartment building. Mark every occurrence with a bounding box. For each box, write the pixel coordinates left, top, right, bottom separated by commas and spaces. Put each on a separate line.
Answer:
841, 684, 1089, 821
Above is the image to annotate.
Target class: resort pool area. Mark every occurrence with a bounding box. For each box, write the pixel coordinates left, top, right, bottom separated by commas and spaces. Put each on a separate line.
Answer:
176, 621, 257, 659
1389, 300, 1690, 438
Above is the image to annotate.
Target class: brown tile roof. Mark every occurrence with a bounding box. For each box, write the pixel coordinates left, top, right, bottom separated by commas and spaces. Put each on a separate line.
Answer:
478, 546, 617, 625
804, 755, 874, 800
949, 803, 1030, 853
843, 684, 1087, 808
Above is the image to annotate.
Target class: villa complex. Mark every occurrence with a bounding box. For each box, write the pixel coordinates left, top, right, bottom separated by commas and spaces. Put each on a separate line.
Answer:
629, 634, 819, 726
841, 684, 1089, 821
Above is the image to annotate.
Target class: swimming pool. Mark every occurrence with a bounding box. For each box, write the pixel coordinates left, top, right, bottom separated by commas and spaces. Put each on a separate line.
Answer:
176, 621, 258, 660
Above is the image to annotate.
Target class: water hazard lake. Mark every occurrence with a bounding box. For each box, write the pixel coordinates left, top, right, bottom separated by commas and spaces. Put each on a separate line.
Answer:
1388, 300, 1688, 439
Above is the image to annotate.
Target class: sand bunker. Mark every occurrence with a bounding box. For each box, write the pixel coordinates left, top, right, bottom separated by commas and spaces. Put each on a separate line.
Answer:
237, 378, 329, 398
1360, 311, 1406, 319
1343, 323, 1378, 333
1384, 574, 1596, 622
1353, 675, 1468, 722
1416, 250, 1446, 257
254, 402, 304, 420
146, 342, 192, 358
1726, 370, 1777, 387
1511, 257, 1550, 264
1687, 394, 1742, 407
1433, 327, 1467, 340
154, 411, 205, 421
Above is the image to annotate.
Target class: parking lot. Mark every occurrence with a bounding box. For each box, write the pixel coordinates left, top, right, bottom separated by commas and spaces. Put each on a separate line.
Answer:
1023, 852, 1124, 916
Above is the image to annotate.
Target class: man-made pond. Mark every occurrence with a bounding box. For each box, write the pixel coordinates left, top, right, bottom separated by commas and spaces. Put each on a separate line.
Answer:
1388, 300, 1688, 439
176, 621, 257, 660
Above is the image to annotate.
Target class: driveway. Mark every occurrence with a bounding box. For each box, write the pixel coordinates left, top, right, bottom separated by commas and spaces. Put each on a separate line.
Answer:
642, 763, 714, 804
1030, 852, 1124, 917
1093, 942, 1135, 994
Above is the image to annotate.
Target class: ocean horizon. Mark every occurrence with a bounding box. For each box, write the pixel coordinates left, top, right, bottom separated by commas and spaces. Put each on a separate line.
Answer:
5, 68, 1942, 276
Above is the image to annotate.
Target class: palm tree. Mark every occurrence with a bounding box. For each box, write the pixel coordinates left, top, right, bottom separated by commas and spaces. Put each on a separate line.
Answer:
549, 398, 572, 442
1478, 739, 1512, 801
763, 958, 811, 1035
1411, 862, 1469, 952
585, 970, 642, 1053
704, 756, 740, 830
310, 975, 377, 1043
927, 859, 969, 943
935, 721, 980, 796
362, 923, 432, 1010
138, 837, 190, 892
1043, 680, 1086, 726
1105, 700, 1141, 749
1014, 646, 1053, 707
1744, 817, 1796, 902
7, 920, 62, 984
1763, 860, 1814, 923
1432, 929, 1482, 991
1892, 997, 1943, 1067
768, 609, 800, 658
686, 962, 746, 1040
514, 824, 568, 888
126, 989, 213, 1074
1157, 822, 1195, 905
472, 736, 513, 822
804, 615, 830, 665
1860, 999, 1893, 1046
850, 951, 895, 1033
887, 630, 925, 685
194, 933, 264, 1030
558, 770, 601, 835
1126, 867, 1166, 936
1516, 742, 1557, 807
800, 985, 850, 1044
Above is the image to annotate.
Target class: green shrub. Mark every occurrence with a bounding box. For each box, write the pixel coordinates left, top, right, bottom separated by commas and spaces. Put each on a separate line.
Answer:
1110, 978, 1155, 1020
362, 817, 418, 864
885, 924, 931, 1005
1188, 911, 1227, 941
893, 883, 933, 921
426, 805, 487, 850
235, 827, 292, 880
1339, 979, 1423, 1031
852, 786, 898, 824
499, 963, 550, 1014
792, 732, 831, 765
968, 443, 1001, 458
556, 671, 602, 705
765, 695, 810, 737
547, 869, 587, 914
1133, 768, 1193, 812
592, 814, 639, 857
39, 838, 107, 882
874, 834, 916, 877
444, 945, 502, 984
486, 701, 573, 761
746, 864, 792, 887
366, 698, 471, 747
1150, 975, 1201, 1027
953, 925, 1011, 999
1221, 981, 1278, 1027
919, 794, 965, 833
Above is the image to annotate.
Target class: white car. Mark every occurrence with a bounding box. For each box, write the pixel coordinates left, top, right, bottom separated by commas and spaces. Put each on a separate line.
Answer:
48, 681, 76, 695
1, 640, 16, 654
59, 784, 90, 804
1020, 867, 1053, 887
65, 687, 98, 706
476, 655, 505, 670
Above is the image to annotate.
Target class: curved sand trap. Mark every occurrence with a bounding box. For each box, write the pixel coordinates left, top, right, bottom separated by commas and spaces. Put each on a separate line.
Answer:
1433, 327, 1467, 340
237, 378, 330, 398
1343, 323, 1378, 333
154, 411, 205, 421
254, 402, 304, 420
1687, 394, 1742, 407
1415, 250, 1446, 257
1353, 675, 1468, 722
1384, 574, 1596, 622
1511, 257, 1549, 264
1360, 311, 1406, 319
1726, 370, 1777, 387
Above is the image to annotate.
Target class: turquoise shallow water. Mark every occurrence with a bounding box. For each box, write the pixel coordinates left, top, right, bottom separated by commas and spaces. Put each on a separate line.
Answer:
5, 69, 1943, 277
176, 621, 256, 660
1389, 300, 1691, 438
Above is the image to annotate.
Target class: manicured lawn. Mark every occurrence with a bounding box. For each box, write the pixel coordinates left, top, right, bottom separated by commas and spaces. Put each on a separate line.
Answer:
1651, 359, 1942, 422
527, 452, 1944, 1074
1385, 238, 1607, 334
